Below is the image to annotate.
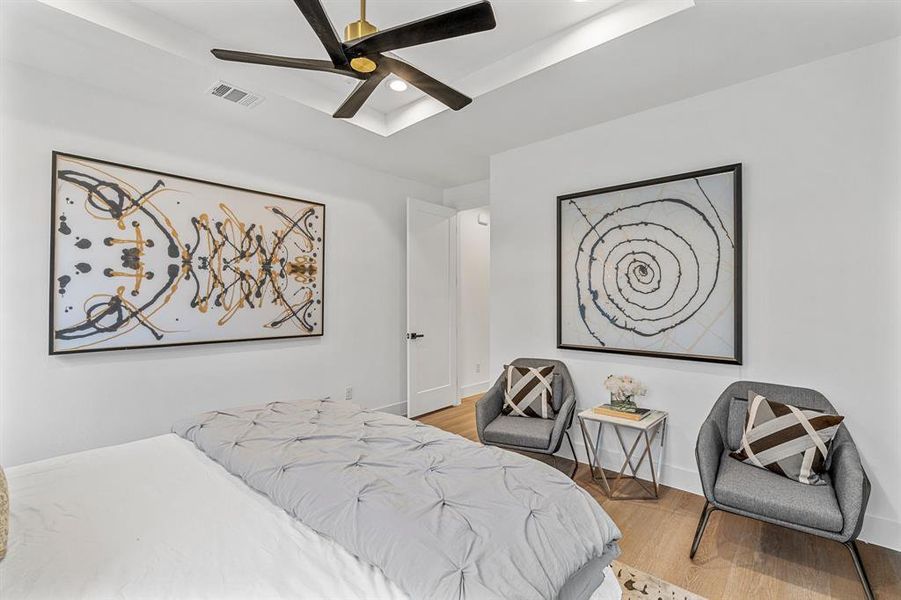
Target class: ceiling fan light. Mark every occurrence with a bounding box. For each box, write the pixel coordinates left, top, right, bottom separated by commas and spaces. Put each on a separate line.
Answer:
211, 0, 492, 118
350, 57, 378, 73
389, 79, 408, 92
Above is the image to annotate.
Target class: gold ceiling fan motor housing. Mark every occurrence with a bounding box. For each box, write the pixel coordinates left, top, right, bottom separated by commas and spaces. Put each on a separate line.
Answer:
344, 0, 378, 73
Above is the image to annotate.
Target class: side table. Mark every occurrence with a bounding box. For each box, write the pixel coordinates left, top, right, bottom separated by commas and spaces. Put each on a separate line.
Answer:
577, 407, 667, 500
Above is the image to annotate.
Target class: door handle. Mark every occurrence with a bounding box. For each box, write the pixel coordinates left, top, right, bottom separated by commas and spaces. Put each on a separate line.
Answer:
407, 332, 425, 340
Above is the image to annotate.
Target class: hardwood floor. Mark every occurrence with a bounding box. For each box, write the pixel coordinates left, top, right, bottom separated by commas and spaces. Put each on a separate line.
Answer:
417, 396, 901, 600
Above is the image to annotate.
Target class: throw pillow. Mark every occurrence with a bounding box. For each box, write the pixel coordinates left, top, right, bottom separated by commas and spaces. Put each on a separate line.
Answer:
502, 364, 556, 419
729, 391, 843, 485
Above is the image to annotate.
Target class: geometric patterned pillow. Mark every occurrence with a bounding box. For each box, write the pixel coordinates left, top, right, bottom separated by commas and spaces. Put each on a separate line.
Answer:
729, 391, 843, 485
501, 364, 556, 419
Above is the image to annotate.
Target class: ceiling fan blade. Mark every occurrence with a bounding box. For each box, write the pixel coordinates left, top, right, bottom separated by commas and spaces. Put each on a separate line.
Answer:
293, 0, 348, 66
346, 1, 496, 56
211, 49, 363, 78
333, 70, 388, 119
381, 55, 471, 111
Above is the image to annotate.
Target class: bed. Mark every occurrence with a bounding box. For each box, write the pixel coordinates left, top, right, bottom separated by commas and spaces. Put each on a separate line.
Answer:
1, 399, 622, 599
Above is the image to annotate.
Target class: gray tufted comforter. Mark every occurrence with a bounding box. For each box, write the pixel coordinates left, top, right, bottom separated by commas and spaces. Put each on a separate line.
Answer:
174, 399, 621, 600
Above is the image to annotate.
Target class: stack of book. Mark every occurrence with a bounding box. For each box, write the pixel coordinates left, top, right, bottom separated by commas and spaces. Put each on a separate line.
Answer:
592, 403, 652, 421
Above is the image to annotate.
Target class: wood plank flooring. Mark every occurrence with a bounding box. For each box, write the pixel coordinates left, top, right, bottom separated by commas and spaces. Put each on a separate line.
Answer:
417, 396, 901, 600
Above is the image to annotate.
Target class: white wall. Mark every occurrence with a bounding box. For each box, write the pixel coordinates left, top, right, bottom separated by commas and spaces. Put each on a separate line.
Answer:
0, 62, 442, 466
444, 180, 490, 211
457, 207, 491, 398
490, 38, 900, 550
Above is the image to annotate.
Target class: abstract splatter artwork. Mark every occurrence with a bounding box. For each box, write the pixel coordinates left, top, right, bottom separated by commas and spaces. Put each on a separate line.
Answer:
50, 153, 325, 354
557, 164, 741, 364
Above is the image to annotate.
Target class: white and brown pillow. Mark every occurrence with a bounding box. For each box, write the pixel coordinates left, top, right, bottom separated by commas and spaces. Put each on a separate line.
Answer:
502, 365, 556, 419
729, 392, 843, 485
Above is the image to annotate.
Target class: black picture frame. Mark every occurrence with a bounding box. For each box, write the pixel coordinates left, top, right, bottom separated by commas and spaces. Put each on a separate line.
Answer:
556, 163, 742, 365
49, 151, 326, 355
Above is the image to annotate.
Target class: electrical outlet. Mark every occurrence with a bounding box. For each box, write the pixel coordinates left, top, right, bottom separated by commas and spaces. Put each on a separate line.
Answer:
475, 363, 481, 374
345, 386, 353, 400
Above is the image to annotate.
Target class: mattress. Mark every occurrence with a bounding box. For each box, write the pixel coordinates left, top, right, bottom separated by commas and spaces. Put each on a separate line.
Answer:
1, 433, 621, 600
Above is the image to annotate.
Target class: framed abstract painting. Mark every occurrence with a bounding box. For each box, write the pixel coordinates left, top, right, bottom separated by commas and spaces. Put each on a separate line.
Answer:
557, 164, 742, 364
49, 152, 325, 354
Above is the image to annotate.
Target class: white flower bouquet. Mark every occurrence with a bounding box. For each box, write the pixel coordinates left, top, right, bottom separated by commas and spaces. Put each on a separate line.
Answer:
604, 374, 647, 409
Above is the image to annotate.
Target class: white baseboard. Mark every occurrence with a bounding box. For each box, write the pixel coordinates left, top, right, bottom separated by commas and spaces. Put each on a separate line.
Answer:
858, 513, 901, 551
373, 401, 407, 417
559, 430, 898, 550
562, 431, 701, 495
459, 380, 491, 399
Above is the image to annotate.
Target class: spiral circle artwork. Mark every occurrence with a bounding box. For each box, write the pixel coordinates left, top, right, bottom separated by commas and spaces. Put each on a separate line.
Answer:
561, 170, 739, 361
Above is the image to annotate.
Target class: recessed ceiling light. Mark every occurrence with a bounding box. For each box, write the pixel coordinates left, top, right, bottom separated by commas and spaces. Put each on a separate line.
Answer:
389, 79, 408, 92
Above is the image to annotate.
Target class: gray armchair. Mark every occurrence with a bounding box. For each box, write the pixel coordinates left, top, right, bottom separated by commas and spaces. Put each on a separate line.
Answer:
475, 358, 578, 477
692, 381, 873, 600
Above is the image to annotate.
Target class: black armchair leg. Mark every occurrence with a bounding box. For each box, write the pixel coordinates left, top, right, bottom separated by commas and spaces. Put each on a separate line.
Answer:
564, 431, 578, 478
690, 501, 717, 559
844, 540, 875, 600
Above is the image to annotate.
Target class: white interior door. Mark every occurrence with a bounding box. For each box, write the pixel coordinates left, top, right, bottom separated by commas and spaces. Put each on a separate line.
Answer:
407, 198, 457, 418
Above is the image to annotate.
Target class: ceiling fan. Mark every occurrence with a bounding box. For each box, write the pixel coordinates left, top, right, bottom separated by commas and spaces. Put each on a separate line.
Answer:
211, 0, 497, 119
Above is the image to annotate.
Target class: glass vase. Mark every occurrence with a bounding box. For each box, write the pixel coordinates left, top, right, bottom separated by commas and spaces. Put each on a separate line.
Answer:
611, 393, 637, 411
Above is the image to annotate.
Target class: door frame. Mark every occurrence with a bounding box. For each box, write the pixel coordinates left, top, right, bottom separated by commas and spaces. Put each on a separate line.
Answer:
406, 197, 459, 418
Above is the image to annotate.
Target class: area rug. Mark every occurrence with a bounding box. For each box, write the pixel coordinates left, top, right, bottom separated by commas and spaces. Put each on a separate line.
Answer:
612, 560, 706, 600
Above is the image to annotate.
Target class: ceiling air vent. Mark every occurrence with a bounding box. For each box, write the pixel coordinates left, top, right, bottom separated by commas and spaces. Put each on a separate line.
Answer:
206, 81, 264, 108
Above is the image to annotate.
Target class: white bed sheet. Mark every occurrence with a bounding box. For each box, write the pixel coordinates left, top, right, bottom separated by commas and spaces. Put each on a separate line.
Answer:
1, 434, 620, 600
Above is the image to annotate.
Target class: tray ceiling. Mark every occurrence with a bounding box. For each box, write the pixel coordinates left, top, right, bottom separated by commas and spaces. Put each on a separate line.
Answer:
4, 1, 899, 187
35, 0, 692, 135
